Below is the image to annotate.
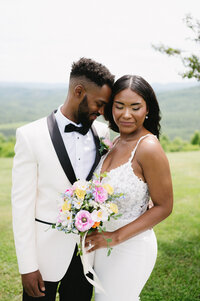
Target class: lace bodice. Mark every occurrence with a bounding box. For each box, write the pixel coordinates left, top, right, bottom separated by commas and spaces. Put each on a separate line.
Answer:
95, 134, 156, 231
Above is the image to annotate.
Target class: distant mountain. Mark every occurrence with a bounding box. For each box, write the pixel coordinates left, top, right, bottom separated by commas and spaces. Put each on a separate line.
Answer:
152, 82, 198, 93
0, 85, 67, 124
0, 82, 67, 90
1, 81, 197, 92
158, 85, 200, 139
0, 82, 199, 140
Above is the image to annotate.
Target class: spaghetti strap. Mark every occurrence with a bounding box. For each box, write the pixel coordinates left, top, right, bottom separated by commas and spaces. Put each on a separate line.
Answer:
129, 134, 157, 162
112, 136, 120, 148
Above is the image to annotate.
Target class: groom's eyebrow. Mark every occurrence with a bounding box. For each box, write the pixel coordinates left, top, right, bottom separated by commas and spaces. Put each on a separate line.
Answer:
114, 101, 141, 106
98, 99, 107, 105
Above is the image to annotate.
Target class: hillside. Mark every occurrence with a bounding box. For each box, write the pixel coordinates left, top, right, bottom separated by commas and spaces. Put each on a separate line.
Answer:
158, 85, 200, 139
0, 83, 199, 140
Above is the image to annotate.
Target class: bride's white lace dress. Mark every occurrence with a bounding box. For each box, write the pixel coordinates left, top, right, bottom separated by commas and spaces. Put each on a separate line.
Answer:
94, 134, 157, 301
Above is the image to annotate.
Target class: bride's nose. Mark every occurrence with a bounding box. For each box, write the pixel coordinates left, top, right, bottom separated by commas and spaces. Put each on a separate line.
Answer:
123, 108, 132, 119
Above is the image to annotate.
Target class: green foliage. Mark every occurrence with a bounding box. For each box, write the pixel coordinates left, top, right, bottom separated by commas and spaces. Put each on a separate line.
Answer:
191, 130, 200, 145
160, 134, 200, 152
182, 54, 200, 81
153, 14, 200, 81
0, 133, 6, 143
0, 134, 15, 157
160, 134, 170, 151
152, 44, 181, 56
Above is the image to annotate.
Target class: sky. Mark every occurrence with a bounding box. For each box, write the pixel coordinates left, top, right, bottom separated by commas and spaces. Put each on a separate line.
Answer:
1, 0, 200, 84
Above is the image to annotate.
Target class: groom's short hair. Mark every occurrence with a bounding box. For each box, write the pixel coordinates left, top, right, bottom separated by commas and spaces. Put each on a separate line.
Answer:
70, 57, 115, 88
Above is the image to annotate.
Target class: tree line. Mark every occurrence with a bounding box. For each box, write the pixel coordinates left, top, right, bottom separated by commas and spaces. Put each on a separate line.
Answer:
1, 131, 200, 158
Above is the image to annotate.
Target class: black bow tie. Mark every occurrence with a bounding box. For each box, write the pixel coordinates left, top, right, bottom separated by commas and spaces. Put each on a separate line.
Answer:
64, 123, 90, 135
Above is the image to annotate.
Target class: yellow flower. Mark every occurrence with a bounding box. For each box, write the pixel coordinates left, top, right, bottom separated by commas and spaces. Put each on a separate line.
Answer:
75, 188, 86, 200
62, 201, 71, 212
110, 203, 118, 214
97, 211, 103, 219
102, 184, 114, 195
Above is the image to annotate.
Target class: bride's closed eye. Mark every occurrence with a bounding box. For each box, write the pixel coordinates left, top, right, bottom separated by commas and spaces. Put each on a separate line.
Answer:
115, 105, 140, 111
114, 101, 141, 111
115, 105, 124, 109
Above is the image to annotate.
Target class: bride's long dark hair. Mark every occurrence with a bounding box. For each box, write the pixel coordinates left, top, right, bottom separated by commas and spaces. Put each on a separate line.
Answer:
104, 75, 161, 139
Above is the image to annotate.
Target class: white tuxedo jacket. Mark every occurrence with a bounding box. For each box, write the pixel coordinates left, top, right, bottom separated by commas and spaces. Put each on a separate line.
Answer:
12, 112, 109, 281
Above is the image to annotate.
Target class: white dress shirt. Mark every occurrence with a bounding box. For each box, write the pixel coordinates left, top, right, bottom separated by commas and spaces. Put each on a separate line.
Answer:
55, 105, 96, 180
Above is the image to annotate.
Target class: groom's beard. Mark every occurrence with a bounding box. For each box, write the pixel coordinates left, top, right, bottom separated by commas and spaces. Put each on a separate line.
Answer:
77, 95, 100, 128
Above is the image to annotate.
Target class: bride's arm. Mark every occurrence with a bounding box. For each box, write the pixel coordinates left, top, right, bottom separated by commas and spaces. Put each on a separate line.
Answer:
115, 139, 173, 244
85, 138, 173, 250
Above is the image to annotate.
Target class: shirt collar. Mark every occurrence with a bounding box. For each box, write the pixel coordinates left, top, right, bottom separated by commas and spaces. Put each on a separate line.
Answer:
55, 105, 82, 133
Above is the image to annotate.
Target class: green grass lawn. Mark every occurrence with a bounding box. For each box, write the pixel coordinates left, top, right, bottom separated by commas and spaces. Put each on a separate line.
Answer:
0, 152, 200, 301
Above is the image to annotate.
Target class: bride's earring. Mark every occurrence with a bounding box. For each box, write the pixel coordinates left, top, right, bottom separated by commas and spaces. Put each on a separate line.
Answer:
145, 115, 148, 119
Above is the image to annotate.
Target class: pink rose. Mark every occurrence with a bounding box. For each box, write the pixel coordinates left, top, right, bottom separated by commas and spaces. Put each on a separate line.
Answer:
93, 179, 101, 186
64, 188, 73, 197
102, 138, 113, 149
75, 210, 94, 232
94, 186, 108, 203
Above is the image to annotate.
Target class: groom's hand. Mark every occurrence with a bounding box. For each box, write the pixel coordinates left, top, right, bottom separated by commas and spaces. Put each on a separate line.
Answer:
21, 270, 45, 297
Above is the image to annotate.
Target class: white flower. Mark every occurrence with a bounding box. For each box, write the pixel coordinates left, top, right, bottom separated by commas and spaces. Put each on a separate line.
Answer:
88, 200, 99, 209
58, 211, 66, 222
72, 199, 83, 209
91, 209, 109, 222
59, 211, 73, 228
100, 203, 112, 214
72, 179, 88, 190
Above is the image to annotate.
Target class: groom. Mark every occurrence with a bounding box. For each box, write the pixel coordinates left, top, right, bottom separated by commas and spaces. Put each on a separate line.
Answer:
12, 57, 114, 301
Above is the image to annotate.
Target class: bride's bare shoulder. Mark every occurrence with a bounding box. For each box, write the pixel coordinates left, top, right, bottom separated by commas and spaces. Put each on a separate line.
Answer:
137, 135, 166, 161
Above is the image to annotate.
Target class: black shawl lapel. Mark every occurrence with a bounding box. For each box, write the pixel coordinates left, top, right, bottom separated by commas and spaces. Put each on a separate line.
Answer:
47, 111, 77, 185
86, 124, 101, 181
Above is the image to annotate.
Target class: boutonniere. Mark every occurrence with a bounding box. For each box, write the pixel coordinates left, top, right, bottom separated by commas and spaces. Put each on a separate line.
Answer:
99, 137, 113, 155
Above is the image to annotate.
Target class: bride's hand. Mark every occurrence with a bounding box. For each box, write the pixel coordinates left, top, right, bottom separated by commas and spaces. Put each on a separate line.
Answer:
85, 230, 119, 252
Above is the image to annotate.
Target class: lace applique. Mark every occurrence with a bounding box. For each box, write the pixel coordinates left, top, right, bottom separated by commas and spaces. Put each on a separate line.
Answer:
94, 134, 156, 231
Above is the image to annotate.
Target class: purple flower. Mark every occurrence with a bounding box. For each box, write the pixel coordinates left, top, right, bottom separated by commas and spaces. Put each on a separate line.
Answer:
94, 186, 108, 203
75, 210, 94, 232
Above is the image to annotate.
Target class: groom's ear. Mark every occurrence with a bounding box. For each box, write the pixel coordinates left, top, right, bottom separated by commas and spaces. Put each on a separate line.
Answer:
74, 84, 86, 99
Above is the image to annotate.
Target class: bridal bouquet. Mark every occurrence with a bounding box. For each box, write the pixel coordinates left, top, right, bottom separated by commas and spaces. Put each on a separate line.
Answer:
52, 174, 123, 256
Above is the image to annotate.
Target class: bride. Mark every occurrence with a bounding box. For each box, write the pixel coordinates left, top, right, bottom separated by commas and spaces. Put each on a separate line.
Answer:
85, 75, 173, 301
